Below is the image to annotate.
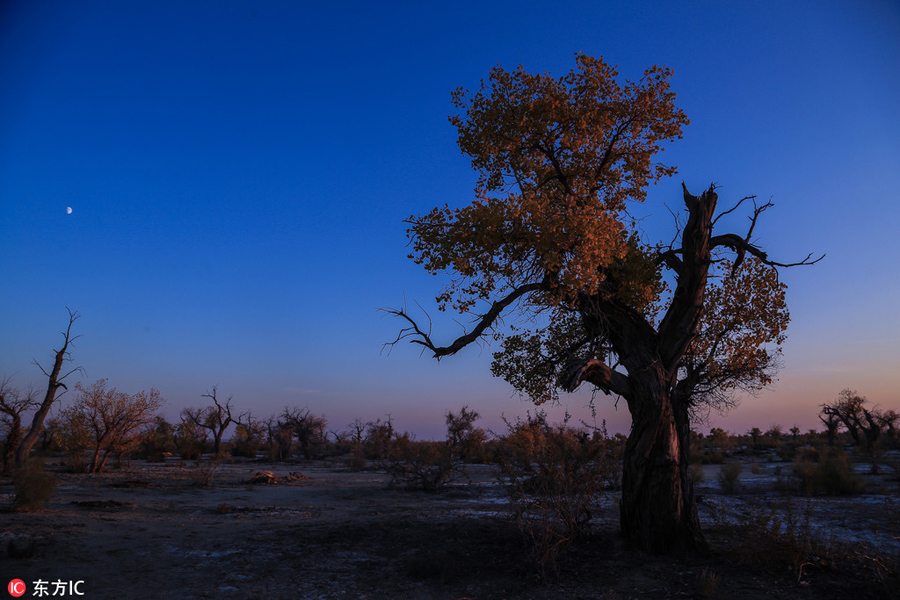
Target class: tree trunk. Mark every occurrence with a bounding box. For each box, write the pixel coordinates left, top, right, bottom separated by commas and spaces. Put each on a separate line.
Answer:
620, 372, 706, 553
15, 310, 79, 469
3, 415, 22, 475
90, 445, 103, 474
16, 349, 69, 468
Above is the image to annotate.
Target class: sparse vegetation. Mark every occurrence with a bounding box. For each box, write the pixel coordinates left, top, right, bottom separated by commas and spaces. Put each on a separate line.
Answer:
695, 568, 720, 598
497, 412, 617, 577
792, 448, 864, 496
383, 406, 484, 492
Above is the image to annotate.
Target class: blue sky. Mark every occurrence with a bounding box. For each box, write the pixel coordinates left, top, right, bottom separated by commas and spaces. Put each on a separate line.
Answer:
2, 0, 898, 439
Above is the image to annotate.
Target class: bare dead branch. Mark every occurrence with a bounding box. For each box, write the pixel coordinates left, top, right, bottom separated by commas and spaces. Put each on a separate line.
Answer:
663, 195, 824, 276
711, 194, 756, 228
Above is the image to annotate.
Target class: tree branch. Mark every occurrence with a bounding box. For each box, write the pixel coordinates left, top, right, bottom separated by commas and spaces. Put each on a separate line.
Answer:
382, 279, 548, 359
560, 357, 632, 398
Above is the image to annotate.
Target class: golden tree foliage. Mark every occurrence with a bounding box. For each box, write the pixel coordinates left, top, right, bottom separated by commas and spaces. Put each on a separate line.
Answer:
400, 54, 794, 412
408, 54, 688, 312
679, 256, 790, 411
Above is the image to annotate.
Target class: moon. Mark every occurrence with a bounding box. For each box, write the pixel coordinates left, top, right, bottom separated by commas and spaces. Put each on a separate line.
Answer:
66, 207, 73, 214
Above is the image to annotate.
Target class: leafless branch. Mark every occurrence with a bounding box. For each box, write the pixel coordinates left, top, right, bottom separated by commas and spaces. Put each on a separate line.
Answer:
662, 195, 824, 275
382, 279, 549, 359
711, 194, 756, 228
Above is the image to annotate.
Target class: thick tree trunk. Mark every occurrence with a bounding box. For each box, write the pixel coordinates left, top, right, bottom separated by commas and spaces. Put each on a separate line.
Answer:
3, 415, 22, 475
620, 372, 705, 553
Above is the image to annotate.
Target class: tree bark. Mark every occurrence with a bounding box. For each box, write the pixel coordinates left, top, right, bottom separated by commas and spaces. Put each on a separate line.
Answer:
620, 369, 705, 553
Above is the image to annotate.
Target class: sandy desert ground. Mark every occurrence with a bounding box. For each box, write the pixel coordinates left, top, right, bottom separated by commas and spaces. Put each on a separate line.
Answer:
2, 458, 899, 599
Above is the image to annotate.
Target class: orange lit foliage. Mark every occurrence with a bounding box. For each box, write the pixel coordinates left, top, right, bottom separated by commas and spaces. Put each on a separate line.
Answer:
680, 256, 789, 412
410, 54, 687, 313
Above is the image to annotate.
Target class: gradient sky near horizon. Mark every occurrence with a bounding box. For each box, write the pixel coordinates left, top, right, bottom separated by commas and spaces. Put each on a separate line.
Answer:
2, 1, 898, 440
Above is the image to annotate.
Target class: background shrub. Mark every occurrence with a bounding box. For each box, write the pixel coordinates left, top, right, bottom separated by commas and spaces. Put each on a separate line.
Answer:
792, 449, 863, 496
718, 461, 742, 495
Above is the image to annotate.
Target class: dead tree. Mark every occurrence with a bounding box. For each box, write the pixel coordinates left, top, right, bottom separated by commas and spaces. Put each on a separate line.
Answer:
181, 386, 245, 458
15, 308, 82, 469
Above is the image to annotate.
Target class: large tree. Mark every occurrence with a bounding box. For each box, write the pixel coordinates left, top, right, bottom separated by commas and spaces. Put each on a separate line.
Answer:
386, 55, 819, 553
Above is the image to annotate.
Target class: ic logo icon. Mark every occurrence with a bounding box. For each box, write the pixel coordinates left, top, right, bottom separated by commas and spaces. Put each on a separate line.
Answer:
8, 579, 26, 597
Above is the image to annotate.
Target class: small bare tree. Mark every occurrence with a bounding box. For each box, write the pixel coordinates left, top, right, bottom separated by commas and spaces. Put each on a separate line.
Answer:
15, 308, 82, 469
0, 379, 38, 474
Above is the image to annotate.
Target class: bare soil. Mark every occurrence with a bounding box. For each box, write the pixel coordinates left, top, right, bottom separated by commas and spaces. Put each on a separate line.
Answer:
1, 458, 898, 599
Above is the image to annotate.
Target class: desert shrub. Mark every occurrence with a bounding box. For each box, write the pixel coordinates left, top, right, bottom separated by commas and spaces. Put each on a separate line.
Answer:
497, 412, 614, 577
175, 419, 207, 460
383, 407, 485, 492
707, 495, 824, 579
231, 419, 266, 459
718, 461, 742, 494
792, 449, 863, 496
703, 451, 726, 465
11, 459, 57, 512
689, 463, 705, 485
384, 436, 460, 492
193, 455, 224, 486
817, 450, 864, 495
364, 418, 395, 460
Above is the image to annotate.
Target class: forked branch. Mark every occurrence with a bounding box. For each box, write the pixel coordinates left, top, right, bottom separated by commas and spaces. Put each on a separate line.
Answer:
660, 193, 824, 275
